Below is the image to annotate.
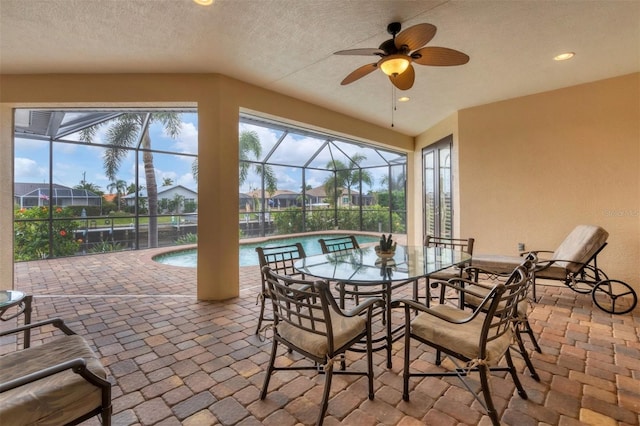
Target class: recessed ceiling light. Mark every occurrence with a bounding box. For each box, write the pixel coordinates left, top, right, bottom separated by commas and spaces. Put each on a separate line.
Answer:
193, 0, 214, 5
398, 96, 410, 102
554, 52, 575, 61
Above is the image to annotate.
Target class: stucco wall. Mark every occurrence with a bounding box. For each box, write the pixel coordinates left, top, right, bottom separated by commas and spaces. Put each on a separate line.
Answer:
0, 73, 412, 297
457, 73, 639, 290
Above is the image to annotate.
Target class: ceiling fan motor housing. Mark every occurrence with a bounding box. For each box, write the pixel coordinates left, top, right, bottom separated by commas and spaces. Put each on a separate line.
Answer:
387, 22, 402, 36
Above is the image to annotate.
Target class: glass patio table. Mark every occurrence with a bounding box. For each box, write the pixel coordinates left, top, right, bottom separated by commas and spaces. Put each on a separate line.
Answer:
294, 245, 471, 368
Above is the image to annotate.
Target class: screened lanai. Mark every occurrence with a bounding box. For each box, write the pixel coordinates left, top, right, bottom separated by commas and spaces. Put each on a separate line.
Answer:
13, 108, 406, 261
238, 114, 407, 238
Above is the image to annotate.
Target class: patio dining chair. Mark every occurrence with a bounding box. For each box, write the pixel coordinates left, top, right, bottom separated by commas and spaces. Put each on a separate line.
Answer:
318, 235, 360, 254
255, 242, 307, 335
393, 265, 530, 426
459, 254, 541, 380
412, 235, 475, 307
318, 235, 361, 308
260, 267, 382, 426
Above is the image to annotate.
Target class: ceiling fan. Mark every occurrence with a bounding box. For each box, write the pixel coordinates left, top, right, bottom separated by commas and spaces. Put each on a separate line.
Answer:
335, 22, 469, 90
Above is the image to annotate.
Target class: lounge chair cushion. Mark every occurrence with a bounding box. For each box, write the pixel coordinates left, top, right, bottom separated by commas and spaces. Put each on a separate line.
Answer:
411, 304, 512, 365
0, 334, 107, 426
551, 225, 608, 273
278, 309, 366, 359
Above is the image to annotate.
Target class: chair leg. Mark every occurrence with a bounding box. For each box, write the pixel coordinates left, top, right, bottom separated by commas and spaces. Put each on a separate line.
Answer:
255, 294, 267, 335
260, 338, 278, 399
402, 324, 411, 401
515, 327, 540, 381
505, 349, 528, 399
435, 350, 442, 366
366, 323, 374, 400
478, 363, 500, 426
338, 283, 346, 310
424, 277, 431, 307
522, 319, 541, 353
317, 362, 333, 426
102, 406, 112, 426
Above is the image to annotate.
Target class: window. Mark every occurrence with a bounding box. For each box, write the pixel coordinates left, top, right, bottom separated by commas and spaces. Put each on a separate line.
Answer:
238, 114, 407, 238
13, 109, 198, 260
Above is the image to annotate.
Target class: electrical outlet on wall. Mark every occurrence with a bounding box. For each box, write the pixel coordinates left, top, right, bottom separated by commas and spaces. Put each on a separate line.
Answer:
518, 243, 525, 252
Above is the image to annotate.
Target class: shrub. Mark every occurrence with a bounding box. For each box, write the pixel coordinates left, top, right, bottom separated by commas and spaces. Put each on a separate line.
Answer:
88, 240, 124, 253
176, 233, 198, 245
14, 206, 80, 261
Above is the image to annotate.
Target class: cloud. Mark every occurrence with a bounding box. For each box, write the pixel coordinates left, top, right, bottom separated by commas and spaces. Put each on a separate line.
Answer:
173, 122, 198, 154
14, 157, 47, 182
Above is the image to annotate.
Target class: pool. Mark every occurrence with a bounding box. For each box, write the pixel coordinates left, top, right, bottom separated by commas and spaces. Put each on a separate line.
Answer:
153, 234, 380, 267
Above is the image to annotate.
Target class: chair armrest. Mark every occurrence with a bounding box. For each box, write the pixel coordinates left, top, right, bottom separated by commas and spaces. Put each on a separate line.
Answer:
0, 318, 76, 339
0, 358, 87, 393
526, 250, 554, 261
393, 278, 499, 323
430, 276, 496, 304
343, 297, 385, 318
390, 298, 480, 324
534, 257, 594, 273
463, 266, 513, 279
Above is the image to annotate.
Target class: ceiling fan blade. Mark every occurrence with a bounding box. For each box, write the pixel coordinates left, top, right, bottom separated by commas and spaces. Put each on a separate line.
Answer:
334, 48, 384, 56
394, 23, 436, 51
412, 47, 470, 66
341, 63, 378, 85
389, 64, 415, 90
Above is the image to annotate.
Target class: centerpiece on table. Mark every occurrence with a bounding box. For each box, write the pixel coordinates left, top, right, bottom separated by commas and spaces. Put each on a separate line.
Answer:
375, 234, 397, 259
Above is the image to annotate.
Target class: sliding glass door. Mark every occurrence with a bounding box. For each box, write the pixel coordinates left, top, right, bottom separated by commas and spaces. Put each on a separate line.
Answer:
422, 136, 452, 240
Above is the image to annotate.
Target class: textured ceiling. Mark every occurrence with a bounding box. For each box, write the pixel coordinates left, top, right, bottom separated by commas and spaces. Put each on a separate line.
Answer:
1, 0, 639, 136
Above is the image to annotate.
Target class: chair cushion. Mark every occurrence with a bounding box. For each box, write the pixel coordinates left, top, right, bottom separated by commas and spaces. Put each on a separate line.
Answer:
471, 255, 523, 274
428, 266, 462, 281
552, 225, 608, 273
471, 256, 572, 281
278, 309, 366, 359
0, 334, 107, 426
411, 304, 512, 365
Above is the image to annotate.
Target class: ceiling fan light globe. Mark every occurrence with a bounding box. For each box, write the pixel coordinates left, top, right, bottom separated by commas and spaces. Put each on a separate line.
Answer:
380, 55, 410, 76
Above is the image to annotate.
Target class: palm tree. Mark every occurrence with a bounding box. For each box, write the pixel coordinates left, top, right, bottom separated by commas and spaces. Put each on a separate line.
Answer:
162, 177, 174, 186
107, 179, 127, 211
80, 112, 182, 248
239, 130, 277, 195
74, 180, 103, 196
126, 182, 144, 195
324, 154, 373, 207
192, 129, 277, 193
379, 169, 406, 190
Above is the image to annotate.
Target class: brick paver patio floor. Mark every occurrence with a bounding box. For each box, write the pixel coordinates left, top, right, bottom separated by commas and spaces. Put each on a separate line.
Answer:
3, 248, 639, 425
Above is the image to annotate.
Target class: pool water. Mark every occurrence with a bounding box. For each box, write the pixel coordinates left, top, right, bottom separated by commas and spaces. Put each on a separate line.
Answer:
154, 234, 380, 267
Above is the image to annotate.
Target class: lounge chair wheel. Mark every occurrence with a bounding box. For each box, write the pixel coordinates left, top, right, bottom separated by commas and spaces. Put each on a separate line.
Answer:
592, 279, 637, 315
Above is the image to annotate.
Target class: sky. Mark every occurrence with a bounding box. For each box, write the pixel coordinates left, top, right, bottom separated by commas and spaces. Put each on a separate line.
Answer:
14, 112, 199, 194
14, 110, 404, 196
238, 122, 403, 194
